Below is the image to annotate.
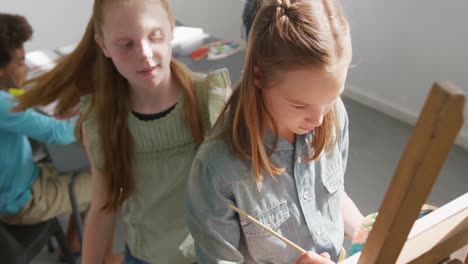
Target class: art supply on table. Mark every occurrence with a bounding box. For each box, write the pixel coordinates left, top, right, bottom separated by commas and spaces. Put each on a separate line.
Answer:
191, 40, 242, 61
8, 88, 24, 97
228, 204, 306, 254
191, 46, 209, 60
206, 40, 242, 60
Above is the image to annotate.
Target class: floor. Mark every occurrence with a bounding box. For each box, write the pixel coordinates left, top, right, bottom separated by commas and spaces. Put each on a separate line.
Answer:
31, 97, 468, 263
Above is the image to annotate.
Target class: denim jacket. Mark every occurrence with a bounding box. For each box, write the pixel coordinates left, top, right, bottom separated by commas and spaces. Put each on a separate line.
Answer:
185, 98, 348, 264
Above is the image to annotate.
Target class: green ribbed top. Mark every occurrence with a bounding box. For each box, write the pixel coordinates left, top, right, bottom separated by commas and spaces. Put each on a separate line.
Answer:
82, 68, 230, 263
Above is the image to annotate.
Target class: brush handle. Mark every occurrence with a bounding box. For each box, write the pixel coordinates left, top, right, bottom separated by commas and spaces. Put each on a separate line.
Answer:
229, 204, 307, 254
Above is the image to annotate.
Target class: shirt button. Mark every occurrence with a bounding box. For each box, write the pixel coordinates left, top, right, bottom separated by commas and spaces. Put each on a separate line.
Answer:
303, 190, 312, 200
297, 156, 302, 163
315, 229, 321, 236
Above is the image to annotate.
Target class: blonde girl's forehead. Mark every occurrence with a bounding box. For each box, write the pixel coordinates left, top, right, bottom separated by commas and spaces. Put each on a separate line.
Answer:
100, 0, 170, 34
101, 0, 165, 13
271, 64, 348, 101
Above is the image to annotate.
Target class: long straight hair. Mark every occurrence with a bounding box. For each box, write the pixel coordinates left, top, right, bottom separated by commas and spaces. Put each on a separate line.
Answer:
215, 0, 351, 185
13, 0, 204, 210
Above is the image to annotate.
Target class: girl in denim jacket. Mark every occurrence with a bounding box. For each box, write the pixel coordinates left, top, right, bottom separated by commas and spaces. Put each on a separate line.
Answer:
186, 0, 364, 263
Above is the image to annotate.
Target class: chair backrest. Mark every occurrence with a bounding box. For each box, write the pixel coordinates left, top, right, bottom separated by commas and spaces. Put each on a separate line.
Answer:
1, 218, 76, 264
0, 222, 24, 262
46, 142, 89, 174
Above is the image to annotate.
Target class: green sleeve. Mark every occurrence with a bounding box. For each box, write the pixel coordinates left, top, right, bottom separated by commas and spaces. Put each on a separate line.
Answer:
195, 68, 231, 132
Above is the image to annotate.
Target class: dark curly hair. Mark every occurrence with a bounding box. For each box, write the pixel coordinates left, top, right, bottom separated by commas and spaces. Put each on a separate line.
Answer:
0, 13, 33, 68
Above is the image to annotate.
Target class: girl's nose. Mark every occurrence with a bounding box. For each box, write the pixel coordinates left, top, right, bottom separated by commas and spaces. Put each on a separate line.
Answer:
305, 113, 324, 128
139, 40, 152, 61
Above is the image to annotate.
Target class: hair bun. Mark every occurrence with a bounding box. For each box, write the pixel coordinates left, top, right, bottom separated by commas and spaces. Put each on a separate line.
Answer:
276, 0, 291, 9
276, 0, 292, 18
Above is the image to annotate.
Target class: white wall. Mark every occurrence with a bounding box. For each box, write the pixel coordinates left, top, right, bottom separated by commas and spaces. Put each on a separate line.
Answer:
0, 1, 93, 51
3, 0, 467, 148
169, 0, 244, 41
171, 0, 468, 149
1, 0, 244, 49
341, 0, 468, 148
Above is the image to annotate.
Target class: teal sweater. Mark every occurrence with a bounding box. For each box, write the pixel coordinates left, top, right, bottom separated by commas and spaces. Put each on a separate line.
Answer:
0, 91, 76, 214
83, 69, 231, 264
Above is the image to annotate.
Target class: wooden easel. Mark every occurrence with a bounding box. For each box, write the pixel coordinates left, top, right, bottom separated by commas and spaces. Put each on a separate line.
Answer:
342, 82, 467, 263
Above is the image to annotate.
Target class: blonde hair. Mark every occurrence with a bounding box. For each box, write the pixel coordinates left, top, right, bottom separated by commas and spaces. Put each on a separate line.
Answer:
216, 0, 351, 184
13, 0, 204, 210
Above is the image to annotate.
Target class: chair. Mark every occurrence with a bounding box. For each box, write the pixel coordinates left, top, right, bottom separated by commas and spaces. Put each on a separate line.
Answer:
0, 217, 75, 264
46, 142, 90, 245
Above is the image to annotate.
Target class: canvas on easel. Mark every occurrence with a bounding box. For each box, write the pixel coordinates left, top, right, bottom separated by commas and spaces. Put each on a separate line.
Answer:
341, 82, 467, 264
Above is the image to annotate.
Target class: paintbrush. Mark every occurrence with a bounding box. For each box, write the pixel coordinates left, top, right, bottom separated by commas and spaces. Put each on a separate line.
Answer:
229, 204, 306, 254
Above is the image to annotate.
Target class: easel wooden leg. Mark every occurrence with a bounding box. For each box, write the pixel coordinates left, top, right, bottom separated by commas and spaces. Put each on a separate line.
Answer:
356, 82, 465, 264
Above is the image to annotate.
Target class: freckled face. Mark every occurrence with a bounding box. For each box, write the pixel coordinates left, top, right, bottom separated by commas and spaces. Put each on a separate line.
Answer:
261, 65, 348, 140
96, 0, 173, 91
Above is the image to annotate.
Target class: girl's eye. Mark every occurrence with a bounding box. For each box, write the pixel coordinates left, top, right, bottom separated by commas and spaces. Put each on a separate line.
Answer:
117, 40, 134, 49
292, 105, 307, 109
150, 30, 163, 41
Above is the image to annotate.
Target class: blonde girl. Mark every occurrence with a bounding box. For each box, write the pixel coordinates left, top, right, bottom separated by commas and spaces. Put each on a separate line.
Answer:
15, 0, 231, 263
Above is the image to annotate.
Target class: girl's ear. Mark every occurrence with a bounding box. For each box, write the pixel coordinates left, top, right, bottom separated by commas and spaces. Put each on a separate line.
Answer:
253, 65, 262, 88
95, 34, 110, 57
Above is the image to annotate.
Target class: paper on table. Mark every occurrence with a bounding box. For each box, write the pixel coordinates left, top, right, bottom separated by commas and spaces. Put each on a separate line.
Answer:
25, 50, 59, 70
55, 43, 78, 56
171, 26, 209, 57
25, 50, 59, 80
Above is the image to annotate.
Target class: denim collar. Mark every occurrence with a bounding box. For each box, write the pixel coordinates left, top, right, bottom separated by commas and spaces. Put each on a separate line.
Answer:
265, 129, 294, 151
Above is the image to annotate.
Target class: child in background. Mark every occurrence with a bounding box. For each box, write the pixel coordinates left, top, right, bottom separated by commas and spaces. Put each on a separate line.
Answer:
14, 0, 231, 263
0, 13, 90, 259
241, 0, 257, 40
186, 0, 363, 263
0, 13, 29, 93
